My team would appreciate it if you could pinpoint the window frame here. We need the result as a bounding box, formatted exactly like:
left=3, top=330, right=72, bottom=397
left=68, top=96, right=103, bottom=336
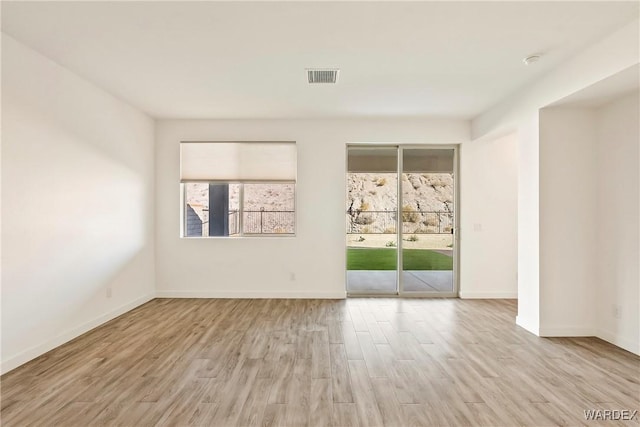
left=181, top=180, right=297, bottom=238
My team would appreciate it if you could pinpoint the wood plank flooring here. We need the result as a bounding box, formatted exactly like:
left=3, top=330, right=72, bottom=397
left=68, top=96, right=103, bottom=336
left=1, top=298, right=639, bottom=426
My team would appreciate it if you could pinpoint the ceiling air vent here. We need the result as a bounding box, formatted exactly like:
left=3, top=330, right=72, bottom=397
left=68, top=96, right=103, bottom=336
left=307, top=68, right=339, bottom=84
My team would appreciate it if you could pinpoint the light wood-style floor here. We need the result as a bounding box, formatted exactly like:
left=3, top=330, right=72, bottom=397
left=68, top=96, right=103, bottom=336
left=1, top=298, right=638, bottom=426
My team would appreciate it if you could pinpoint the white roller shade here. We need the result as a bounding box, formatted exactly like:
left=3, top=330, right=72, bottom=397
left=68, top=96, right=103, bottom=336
left=347, top=147, right=454, bottom=173
left=347, top=147, right=397, bottom=173
left=403, top=148, right=454, bottom=173
left=180, top=142, right=297, bottom=182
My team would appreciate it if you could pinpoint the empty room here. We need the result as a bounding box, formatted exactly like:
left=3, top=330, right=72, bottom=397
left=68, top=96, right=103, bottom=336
left=1, top=1, right=639, bottom=426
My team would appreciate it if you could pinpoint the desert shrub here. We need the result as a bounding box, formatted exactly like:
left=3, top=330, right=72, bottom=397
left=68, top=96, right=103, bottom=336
left=357, top=236, right=365, bottom=242
left=402, top=205, right=419, bottom=223
left=360, top=201, right=370, bottom=211
left=407, top=234, right=419, bottom=242
left=355, top=213, right=374, bottom=225
left=376, top=178, right=387, bottom=187
left=383, top=226, right=396, bottom=234
left=368, top=190, right=377, bottom=195
left=385, top=240, right=397, bottom=247
left=424, top=215, right=438, bottom=227
left=362, top=226, right=371, bottom=233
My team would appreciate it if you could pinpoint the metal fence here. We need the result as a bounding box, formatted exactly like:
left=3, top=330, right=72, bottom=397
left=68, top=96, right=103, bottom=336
left=229, top=210, right=295, bottom=235
left=346, top=210, right=453, bottom=234
left=196, top=209, right=450, bottom=236
left=195, top=210, right=294, bottom=236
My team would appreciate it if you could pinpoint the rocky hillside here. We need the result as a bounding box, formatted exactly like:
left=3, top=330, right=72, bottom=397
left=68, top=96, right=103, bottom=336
left=185, top=174, right=453, bottom=235
left=185, top=183, right=295, bottom=212
left=346, top=173, right=454, bottom=234
left=347, top=173, right=453, bottom=212
left=186, top=174, right=452, bottom=214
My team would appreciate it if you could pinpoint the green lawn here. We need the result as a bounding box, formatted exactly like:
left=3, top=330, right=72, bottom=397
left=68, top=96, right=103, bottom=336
left=347, top=248, right=453, bottom=270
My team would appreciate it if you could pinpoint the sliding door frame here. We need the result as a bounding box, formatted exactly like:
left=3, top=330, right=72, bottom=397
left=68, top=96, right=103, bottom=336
left=398, top=144, right=459, bottom=297
left=345, top=144, right=400, bottom=296
left=346, top=143, right=459, bottom=298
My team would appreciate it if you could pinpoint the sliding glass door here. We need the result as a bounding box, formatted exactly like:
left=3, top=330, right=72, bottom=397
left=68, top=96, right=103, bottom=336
left=400, top=148, right=455, bottom=294
left=346, top=145, right=457, bottom=296
left=346, top=147, right=398, bottom=294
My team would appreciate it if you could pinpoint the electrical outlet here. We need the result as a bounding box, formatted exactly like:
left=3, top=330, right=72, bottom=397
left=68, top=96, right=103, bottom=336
left=106, top=287, right=112, bottom=298
left=613, top=304, right=622, bottom=319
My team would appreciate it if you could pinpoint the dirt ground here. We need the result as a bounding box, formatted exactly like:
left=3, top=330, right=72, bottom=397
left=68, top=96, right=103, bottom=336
left=346, top=233, right=453, bottom=250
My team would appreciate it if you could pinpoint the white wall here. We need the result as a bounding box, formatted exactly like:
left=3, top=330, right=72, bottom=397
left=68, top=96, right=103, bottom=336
left=538, top=108, right=598, bottom=336
left=471, top=19, right=639, bottom=338
left=459, top=133, right=518, bottom=298
left=595, top=92, right=639, bottom=354
left=523, top=93, right=639, bottom=354
left=515, top=116, right=541, bottom=334
left=1, top=35, right=156, bottom=373
left=155, top=119, right=468, bottom=298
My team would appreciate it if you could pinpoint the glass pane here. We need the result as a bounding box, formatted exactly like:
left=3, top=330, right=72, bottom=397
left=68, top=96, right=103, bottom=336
left=401, top=148, right=454, bottom=293
left=184, top=183, right=240, bottom=237
left=243, top=183, right=295, bottom=234
left=346, top=147, right=398, bottom=294
left=228, top=184, right=241, bottom=236
left=184, top=183, right=209, bottom=237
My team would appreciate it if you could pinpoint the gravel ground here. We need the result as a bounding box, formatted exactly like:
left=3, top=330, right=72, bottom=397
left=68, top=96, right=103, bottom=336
left=346, top=233, right=453, bottom=250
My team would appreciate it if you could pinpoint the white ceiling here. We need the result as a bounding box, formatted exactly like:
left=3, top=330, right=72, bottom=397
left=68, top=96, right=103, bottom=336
left=2, top=1, right=638, bottom=119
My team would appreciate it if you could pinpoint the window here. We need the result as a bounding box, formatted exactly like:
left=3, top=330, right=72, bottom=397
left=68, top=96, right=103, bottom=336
left=180, top=142, right=296, bottom=237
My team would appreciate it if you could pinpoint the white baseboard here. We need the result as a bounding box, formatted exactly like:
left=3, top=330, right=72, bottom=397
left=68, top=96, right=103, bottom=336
left=514, top=320, right=639, bottom=355
left=0, top=293, right=155, bottom=375
left=596, top=329, right=640, bottom=356
left=459, top=291, right=517, bottom=299
left=156, top=290, right=347, bottom=299
left=539, top=326, right=594, bottom=337
left=516, top=315, right=540, bottom=335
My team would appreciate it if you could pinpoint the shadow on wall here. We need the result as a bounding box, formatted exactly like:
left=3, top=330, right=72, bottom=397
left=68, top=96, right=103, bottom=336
left=1, top=100, right=152, bottom=372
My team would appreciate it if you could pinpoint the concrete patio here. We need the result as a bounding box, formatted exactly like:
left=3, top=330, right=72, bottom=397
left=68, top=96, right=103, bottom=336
left=347, top=270, right=454, bottom=294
